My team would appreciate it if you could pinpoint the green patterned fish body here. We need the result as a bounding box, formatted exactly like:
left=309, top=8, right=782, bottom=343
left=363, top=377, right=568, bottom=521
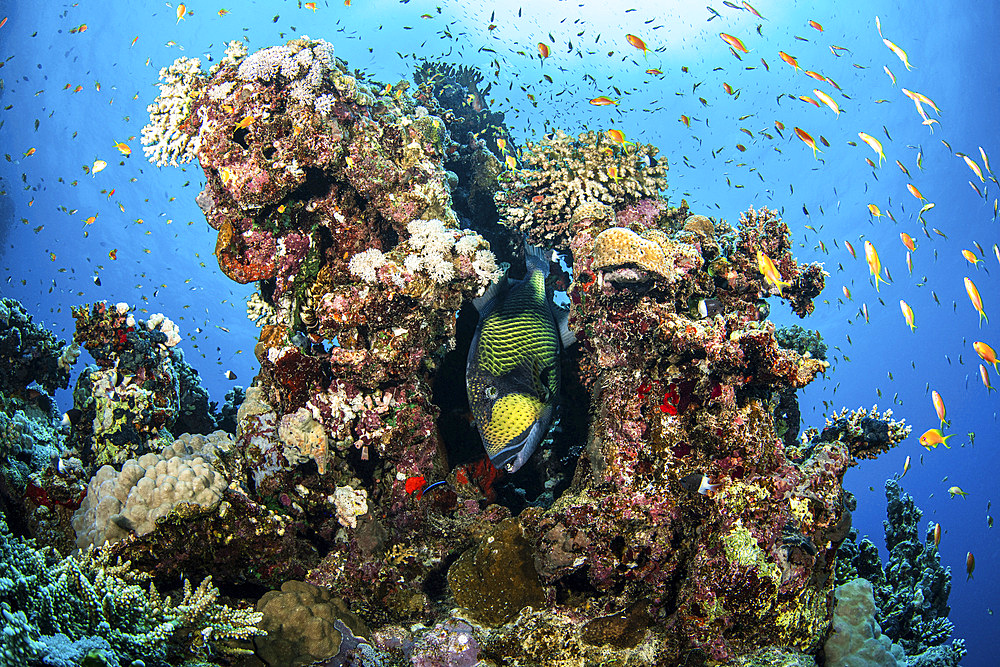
left=466, top=244, right=568, bottom=473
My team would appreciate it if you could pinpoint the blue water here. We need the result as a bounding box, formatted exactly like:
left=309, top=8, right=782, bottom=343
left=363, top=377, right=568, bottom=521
left=1, top=0, right=997, bottom=662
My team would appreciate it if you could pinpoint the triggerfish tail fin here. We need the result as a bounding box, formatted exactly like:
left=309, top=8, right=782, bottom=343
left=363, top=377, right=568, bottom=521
left=524, top=240, right=554, bottom=277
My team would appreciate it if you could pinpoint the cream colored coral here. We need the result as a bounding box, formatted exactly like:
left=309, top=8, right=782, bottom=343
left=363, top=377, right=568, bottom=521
left=333, top=485, right=368, bottom=529
left=592, top=227, right=674, bottom=276
left=141, top=56, right=207, bottom=167
left=278, top=407, right=329, bottom=474
left=72, top=432, right=232, bottom=551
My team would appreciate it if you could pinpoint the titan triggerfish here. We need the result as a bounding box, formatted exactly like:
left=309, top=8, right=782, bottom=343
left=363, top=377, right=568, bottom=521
left=466, top=243, right=574, bottom=473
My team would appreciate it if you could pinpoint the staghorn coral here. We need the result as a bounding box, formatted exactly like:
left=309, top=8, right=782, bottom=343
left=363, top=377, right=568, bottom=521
left=496, top=129, right=668, bottom=250
left=0, top=514, right=263, bottom=666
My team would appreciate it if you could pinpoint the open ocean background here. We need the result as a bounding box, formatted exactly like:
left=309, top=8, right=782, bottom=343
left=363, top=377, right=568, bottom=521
left=1, top=0, right=997, bottom=661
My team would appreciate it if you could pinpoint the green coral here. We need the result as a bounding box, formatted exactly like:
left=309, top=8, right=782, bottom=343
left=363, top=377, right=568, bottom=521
left=722, top=520, right=781, bottom=587
left=775, top=324, right=827, bottom=360
left=0, top=515, right=263, bottom=666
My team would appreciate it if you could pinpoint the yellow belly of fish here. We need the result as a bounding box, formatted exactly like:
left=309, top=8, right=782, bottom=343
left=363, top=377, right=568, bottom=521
left=483, top=393, right=543, bottom=454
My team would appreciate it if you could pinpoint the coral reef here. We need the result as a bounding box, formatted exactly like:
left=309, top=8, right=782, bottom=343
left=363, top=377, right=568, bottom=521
left=825, top=577, right=906, bottom=667
left=122, top=34, right=928, bottom=667
left=0, top=297, right=73, bottom=404
left=836, top=480, right=967, bottom=666
left=254, top=579, right=371, bottom=667
left=71, top=431, right=231, bottom=551
left=776, top=324, right=827, bottom=360
left=0, top=514, right=263, bottom=666
left=496, top=129, right=668, bottom=251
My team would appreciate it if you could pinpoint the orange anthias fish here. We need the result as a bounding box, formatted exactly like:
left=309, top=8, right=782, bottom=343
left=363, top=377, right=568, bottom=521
left=114, top=141, right=131, bottom=157
left=305, top=2, right=317, bottom=11
left=931, top=390, right=948, bottom=429
left=218, top=9, right=230, bottom=16
left=919, top=428, right=953, bottom=450
left=900, top=232, right=916, bottom=251
left=605, top=129, right=633, bottom=147
left=589, top=96, right=618, bottom=106
left=962, top=249, right=983, bottom=267
left=980, top=364, right=995, bottom=392
left=626, top=34, right=648, bottom=57
left=974, top=341, right=999, bottom=372
left=858, top=132, right=885, bottom=165
left=756, top=250, right=792, bottom=295
left=907, top=183, right=927, bottom=202
left=235, top=114, right=256, bottom=129
left=720, top=33, right=749, bottom=53
left=967, top=552, right=975, bottom=581
left=646, top=68, right=663, bottom=75
left=794, top=127, right=821, bottom=158
left=965, top=277, right=988, bottom=326
left=176, top=3, right=187, bottom=22
left=844, top=239, right=856, bottom=259
left=808, top=20, right=823, bottom=31
left=864, top=240, right=884, bottom=292
left=538, top=42, right=550, bottom=59
left=868, top=204, right=882, bottom=218
left=814, top=89, right=840, bottom=115
left=900, top=300, right=916, bottom=332
left=680, top=115, right=691, bottom=128
left=778, top=51, right=801, bottom=71
left=23, top=147, right=36, bottom=157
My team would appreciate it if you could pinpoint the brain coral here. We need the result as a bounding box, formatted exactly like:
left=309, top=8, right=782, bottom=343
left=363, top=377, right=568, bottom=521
left=72, top=431, right=232, bottom=550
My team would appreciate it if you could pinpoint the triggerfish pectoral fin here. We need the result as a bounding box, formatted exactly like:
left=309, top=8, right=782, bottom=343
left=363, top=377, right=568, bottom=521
left=466, top=241, right=565, bottom=473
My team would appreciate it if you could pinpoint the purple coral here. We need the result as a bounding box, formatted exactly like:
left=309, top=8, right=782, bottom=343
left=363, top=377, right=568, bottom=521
left=411, top=620, right=481, bottom=667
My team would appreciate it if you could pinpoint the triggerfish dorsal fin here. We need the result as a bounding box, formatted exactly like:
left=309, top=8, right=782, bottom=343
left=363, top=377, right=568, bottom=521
left=472, top=263, right=509, bottom=312
left=524, top=241, right=554, bottom=277
left=554, top=305, right=576, bottom=348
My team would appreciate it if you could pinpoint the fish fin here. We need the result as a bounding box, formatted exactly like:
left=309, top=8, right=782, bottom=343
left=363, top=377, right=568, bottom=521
left=554, top=306, right=576, bottom=348
left=472, top=265, right=508, bottom=311
left=524, top=241, right=554, bottom=276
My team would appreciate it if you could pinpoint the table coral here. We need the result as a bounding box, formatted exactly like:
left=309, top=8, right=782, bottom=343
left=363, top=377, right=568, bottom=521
left=496, top=129, right=668, bottom=251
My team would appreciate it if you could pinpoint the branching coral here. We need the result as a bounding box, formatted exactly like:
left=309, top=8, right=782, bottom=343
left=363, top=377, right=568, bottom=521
left=0, top=515, right=263, bottom=665
left=496, top=129, right=668, bottom=250
left=141, top=56, right=208, bottom=167
left=835, top=480, right=966, bottom=665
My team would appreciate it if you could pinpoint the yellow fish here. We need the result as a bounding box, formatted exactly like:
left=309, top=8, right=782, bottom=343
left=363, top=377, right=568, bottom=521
left=882, top=37, right=912, bottom=70
left=813, top=89, right=840, bottom=115
left=965, top=276, right=988, bottom=326
left=948, top=486, right=968, bottom=499
left=864, top=240, right=885, bottom=292
left=858, top=132, right=885, bottom=165
left=756, top=250, right=792, bottom=295
left=900, top=300, right=916, bottom=332
left=92, top=159, right=107, bottom=175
